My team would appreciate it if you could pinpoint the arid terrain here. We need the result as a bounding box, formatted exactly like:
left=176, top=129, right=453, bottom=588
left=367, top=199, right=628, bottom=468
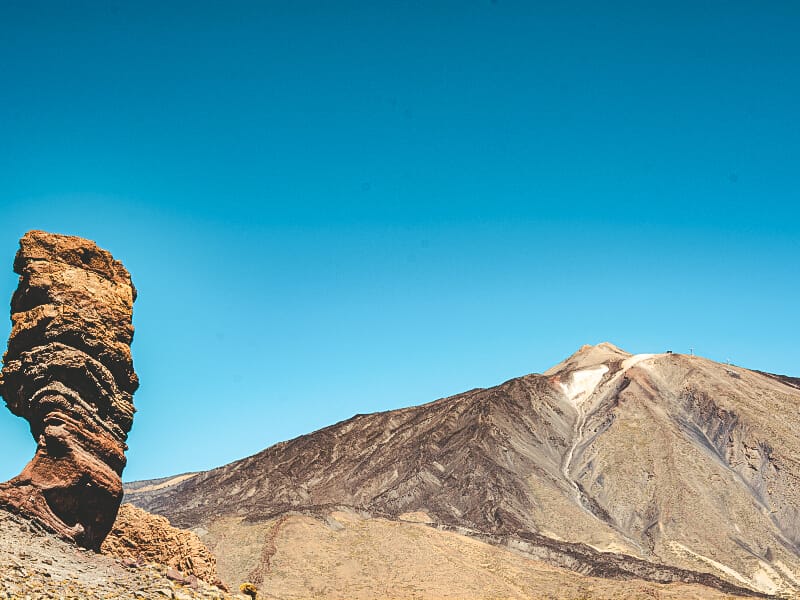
left=126, top=343, right=800, bottom=598
left=200, top=509, right=759, bottom=600
left=0, top=232, right=797, bottom=600
left=0, top=480, right=233, bottom=599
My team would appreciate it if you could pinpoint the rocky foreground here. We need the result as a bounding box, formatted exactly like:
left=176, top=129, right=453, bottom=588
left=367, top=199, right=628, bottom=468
left=1, top=501, right=759, bottom=600
left=102, top=504, right=222, bottom=588
left=0, top=507, right=235, bottom=600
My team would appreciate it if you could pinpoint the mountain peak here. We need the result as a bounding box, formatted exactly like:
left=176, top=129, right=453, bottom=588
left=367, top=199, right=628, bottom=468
left=125, top=344, right=800, bottom=597
left=544, top=341, right=631, bottom=376
left=590, top=341, right=628, bottom=353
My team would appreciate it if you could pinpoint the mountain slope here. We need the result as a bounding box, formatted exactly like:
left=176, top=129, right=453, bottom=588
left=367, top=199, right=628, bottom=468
left=126, top=344, right=800, bottom=597
left=197, top=510, right=757, bottom=600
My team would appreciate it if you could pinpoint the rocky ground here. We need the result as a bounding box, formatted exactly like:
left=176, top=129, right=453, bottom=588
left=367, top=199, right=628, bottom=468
left=199, top=508, right=758, bottom=599
left=102, top=504, right=222, bottom=588
left=1, top=502, right=761, bottom=600
left=0, top=508, right=238, bottom=600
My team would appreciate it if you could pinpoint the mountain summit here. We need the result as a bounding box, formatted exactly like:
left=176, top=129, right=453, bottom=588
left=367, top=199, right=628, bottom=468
left=127, top=345, right=800, bottom=597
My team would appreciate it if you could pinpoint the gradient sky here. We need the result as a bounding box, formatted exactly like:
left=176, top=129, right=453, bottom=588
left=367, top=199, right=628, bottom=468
left=0, top=1, right=798, bottom=481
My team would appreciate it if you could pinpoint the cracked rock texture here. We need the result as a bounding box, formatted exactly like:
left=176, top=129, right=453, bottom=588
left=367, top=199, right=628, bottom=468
left=102, top=503, right=222, bottom=589
left=0, top=230, right=138, bottom=550
left=0, top=507, right=232, bottom=600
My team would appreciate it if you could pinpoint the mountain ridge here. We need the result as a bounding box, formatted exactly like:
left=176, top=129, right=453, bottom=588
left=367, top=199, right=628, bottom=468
left=126, top=344, right=800, bottom=597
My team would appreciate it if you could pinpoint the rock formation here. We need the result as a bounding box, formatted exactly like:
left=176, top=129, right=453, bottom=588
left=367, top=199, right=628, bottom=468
left=102, top=504, right=221, bottom=588
left=0, top=230, right=137, bottom=550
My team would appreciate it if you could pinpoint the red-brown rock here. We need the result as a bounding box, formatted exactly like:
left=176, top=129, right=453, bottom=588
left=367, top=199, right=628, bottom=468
left=0, top=230, right=137, bottom=550
left=102, top=504, right=222, bottom=588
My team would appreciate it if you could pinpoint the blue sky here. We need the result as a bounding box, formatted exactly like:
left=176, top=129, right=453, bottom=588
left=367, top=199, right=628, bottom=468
left=0, top=1, right=798, bottom=481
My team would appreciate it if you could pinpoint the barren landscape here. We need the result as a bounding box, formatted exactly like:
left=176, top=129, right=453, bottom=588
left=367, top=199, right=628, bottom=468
left=127, top=343, right=800, bottom=598
left=3, top=1, right=799, bottom=597
left=0, top=233, right=796, bottom=599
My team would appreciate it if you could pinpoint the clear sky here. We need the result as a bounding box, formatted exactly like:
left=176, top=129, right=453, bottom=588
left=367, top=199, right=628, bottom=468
left=0, top=1, right=798, bottom=482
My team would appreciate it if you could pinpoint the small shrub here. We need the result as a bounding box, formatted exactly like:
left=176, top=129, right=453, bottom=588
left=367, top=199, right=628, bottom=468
left=239, top=582, right=258, bottom=599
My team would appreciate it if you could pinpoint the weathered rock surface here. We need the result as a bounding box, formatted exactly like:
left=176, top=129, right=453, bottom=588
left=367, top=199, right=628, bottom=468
left=128, top=344, right=800, bottom=597
left=0, top=507, right=232, bottom=599
left=0, top=230, right=138, bottom=550
left=102, top=504, right=222, bottom=588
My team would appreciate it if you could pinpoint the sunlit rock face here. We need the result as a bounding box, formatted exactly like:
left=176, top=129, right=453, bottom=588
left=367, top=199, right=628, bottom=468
left=0, top=230, right=137, bottom=550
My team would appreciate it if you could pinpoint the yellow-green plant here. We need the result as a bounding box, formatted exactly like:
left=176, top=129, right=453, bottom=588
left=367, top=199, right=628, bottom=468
left=239, top=582, right=258, bottom=599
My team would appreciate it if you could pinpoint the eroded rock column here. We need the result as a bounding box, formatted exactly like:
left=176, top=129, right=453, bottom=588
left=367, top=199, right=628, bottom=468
left=0, top=230, right=138, bottom=550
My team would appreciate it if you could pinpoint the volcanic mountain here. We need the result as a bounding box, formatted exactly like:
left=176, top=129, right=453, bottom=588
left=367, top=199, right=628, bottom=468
left=126, top=344, right=800, bottom=598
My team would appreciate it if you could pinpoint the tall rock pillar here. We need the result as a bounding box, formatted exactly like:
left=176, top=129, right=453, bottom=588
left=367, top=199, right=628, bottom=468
left=0, top=230, right=138, bottom=550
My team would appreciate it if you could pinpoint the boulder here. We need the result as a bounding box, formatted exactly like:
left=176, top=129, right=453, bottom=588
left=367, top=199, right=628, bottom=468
left=102, top=504, right=221, bottom=588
